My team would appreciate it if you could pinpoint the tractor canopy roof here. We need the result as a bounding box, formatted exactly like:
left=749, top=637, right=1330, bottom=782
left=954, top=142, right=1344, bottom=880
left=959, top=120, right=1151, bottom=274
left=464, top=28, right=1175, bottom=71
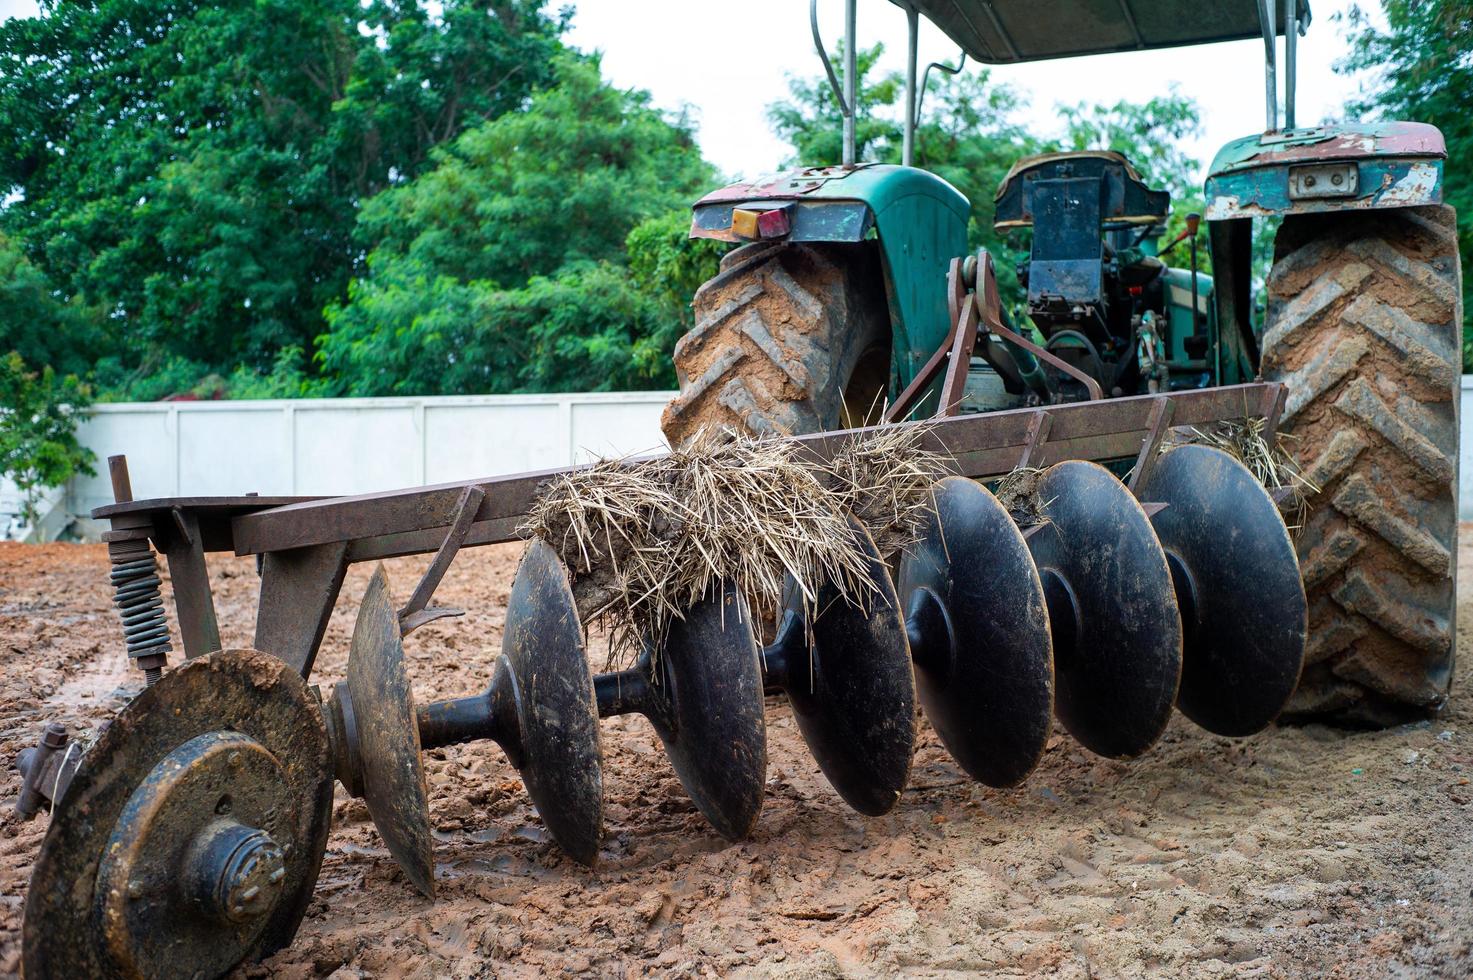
left=893, top=0, right=1308, bottom=64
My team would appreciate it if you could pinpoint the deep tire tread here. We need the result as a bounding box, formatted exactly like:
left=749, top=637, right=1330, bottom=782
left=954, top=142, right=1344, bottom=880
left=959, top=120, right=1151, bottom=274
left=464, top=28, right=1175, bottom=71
left=663, top=242, right=890, bottom=445
left=1262, top=204, right=1461, bottom=726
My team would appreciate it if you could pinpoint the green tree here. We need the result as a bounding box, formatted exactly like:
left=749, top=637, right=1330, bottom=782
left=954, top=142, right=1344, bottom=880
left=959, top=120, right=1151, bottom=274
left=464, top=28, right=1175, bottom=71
left=0, top=232, right=106, bottom=378
left=317, top=56, right=719, bottom=396
left=0, top=351, right=94, bottom=526
left=909, top=67, right=1042, bottom=298
left=0, top=0, right=564, bottom=394
left=1056, top=90, right=1203, bottom=205
left=767, top=43, right=902, bottom=165
left=1339, top=0, right=1473, bottom=367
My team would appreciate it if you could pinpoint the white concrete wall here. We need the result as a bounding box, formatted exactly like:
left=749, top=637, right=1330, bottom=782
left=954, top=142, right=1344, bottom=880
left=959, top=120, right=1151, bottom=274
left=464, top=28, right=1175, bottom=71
left=1462, top=376, right=1472, bottom=521
left=2, top=392, right=672, bottom=535
left=6, top=381, right=1473, bottom=537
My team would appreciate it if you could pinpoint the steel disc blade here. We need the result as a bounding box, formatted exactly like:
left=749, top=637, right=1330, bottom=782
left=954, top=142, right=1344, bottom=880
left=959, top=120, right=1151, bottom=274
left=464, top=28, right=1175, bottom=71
left=500, top=539, right=604, bottom=864
left=348, top=565, right=435, bottom=897
left=1028, top=461, right=1182, bottom=758
left=653, top=582, right=767, bottom=840
left=1141, top=444, right=1308, bottom=735
left=781, top=516, right=916, bottom=815
left=23, top=650, right=333, bottom=980
left=898, top=476, right=1053, bottom=787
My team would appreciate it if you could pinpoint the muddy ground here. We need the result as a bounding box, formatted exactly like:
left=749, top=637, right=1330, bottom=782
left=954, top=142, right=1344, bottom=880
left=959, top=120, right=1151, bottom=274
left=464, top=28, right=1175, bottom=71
left=2, top=534, right=1471, bottom=978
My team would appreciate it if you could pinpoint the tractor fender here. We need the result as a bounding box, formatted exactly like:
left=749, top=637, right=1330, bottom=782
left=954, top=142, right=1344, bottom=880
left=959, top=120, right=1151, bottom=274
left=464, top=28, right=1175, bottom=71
left=690, top=164, right=969, bottom=390
left=1204, top=121, right=1445, bottom=221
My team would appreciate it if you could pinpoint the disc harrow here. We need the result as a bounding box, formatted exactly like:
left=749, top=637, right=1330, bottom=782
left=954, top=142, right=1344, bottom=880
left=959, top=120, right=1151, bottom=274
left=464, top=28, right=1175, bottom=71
left=15, top=382, right=1308, bottom=978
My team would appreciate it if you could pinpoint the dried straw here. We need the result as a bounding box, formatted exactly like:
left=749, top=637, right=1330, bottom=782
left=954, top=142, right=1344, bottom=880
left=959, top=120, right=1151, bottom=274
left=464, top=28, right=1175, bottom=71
left=821, top=421, right=953, bottom=556
left=1168, top=417, right=1319, bottom=533
left=521, top=424, right=947, bottom=667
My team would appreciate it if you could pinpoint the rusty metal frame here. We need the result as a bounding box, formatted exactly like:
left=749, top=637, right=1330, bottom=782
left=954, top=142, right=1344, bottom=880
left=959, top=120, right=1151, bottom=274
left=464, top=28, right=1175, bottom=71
left=94, top=381, right=1286, bottom=681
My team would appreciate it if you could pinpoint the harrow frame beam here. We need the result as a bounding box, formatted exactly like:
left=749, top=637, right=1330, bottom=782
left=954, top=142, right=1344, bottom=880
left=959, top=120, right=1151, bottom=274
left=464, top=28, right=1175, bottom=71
left=92, top=381, right=1287, bottom=678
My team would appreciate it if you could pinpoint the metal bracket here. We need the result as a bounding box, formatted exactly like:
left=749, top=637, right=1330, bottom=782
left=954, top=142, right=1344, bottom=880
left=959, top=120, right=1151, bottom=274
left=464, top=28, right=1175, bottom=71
left=886, top=258, right=975, bottom=423
left=1127, top=396, right=1176, bottom=496
left=1016, top=411, right=1053, bottom=470
left=398, top=485, right=484, bottom=636
left=162, top=507, right=221, bottom=659
left=937, top=292, right=981, bottom=416
left=1261, top=382, right=1288, bottom=443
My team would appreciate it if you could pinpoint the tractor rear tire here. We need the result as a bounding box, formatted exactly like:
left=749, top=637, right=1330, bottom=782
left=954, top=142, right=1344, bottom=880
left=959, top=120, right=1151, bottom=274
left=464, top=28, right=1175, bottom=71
left=661, top=241, right=891, bottom=446
left=1261, top=204, right=1462, bottom=727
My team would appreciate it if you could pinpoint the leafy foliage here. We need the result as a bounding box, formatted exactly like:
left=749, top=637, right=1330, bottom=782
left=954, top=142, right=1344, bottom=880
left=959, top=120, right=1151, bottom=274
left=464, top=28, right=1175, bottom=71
left=0, top=232, right=105, bottom=378
left=0, top=0, right=564, bottom=388
left=319, top=56, right=719, bottom=396
left=1339, top=0, right=1473, bottom=368
left=767, top=43, right=902, bottom=166
left=319, top=216, right=721, bottom=397
left=348, top=54, right=712, bottom=291
left=0, top=351, right=95, bottom=525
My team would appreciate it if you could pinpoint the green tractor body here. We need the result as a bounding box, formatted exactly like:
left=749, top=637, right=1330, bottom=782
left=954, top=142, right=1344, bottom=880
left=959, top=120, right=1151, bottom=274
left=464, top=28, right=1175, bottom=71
left=691, top=164, right=967, bottom=393
left=686, top=126, right=1447, bottom=407
left=667, top=0, right=1463, bottom=727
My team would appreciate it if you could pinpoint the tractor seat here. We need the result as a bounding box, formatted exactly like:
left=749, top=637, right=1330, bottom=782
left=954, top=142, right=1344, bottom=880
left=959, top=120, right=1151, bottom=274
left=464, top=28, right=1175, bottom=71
left=994, top=151, right=1170, bottom=232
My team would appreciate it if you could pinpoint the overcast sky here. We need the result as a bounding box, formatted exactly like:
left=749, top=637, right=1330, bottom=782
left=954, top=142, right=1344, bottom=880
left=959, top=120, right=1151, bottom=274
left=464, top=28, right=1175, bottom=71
left=1, top=0, right=1380, bottom=184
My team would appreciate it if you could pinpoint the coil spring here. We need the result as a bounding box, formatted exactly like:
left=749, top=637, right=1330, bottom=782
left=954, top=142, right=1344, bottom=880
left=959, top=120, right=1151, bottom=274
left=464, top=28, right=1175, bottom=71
left=110, top=549, right=171, bottom=684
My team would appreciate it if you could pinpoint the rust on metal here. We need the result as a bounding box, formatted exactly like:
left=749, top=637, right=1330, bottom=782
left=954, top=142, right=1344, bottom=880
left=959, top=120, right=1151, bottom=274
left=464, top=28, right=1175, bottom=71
left=14, top=722, right=77, bottom=819
left=1015, top=410, right=1053, bottom=470
left=213, top=382, right=1286, bottom=558
left=162, top=507, right=223, bottom=659
left=108, top=454, right=134, bottom=504
left=398, top=484, right=483, bottom=636
left=347, top=565, right=435, bottom=897
left=254, top=541, right=350, bottom=676
left=22, top=650, right=334, bottom=979
left=1126, top=396, right=1175, bottom=496
left=885, top=257, right=974, bottom=422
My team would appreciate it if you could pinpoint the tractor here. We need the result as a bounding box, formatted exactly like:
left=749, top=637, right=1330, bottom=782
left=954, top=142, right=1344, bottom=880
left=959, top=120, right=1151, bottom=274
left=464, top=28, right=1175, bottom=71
left=663, top=0, right=1462, bottom=728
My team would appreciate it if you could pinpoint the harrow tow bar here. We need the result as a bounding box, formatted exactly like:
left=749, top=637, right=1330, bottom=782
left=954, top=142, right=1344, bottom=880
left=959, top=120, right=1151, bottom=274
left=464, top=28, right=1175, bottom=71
left=760, top=516, right=916, bottom=815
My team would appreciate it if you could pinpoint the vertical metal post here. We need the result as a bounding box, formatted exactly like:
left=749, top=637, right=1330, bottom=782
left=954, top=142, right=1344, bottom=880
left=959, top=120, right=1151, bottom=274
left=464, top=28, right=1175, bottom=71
left=810, top=0, right=854, bottom=166
left=903, top=4, right=918, bottom=167
left=1284, top=0, right=1298, bottom=130
left=843, top=0, right=857, bottom=165
left=108, top=454, right=134, bottom=504
left=1257, top=0, right=1278, bottom=132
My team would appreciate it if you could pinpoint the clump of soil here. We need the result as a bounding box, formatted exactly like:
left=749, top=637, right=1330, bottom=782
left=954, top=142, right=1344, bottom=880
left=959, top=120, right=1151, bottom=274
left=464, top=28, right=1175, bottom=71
left=2, top=536, right=1471, bottom=978
left=993, top=466, right=1050, bottom=528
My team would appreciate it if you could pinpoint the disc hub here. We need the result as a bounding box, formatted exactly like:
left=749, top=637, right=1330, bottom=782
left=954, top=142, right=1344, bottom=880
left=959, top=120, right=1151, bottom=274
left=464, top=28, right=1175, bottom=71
left=188, top=820, right=288, bottom=924
left=96, top=730, right=301, bottom=979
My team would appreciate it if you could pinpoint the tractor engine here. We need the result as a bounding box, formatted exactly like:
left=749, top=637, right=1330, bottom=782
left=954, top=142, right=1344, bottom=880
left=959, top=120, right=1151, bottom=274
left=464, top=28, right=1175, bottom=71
left=994, top=151, right=1212, bottom=402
